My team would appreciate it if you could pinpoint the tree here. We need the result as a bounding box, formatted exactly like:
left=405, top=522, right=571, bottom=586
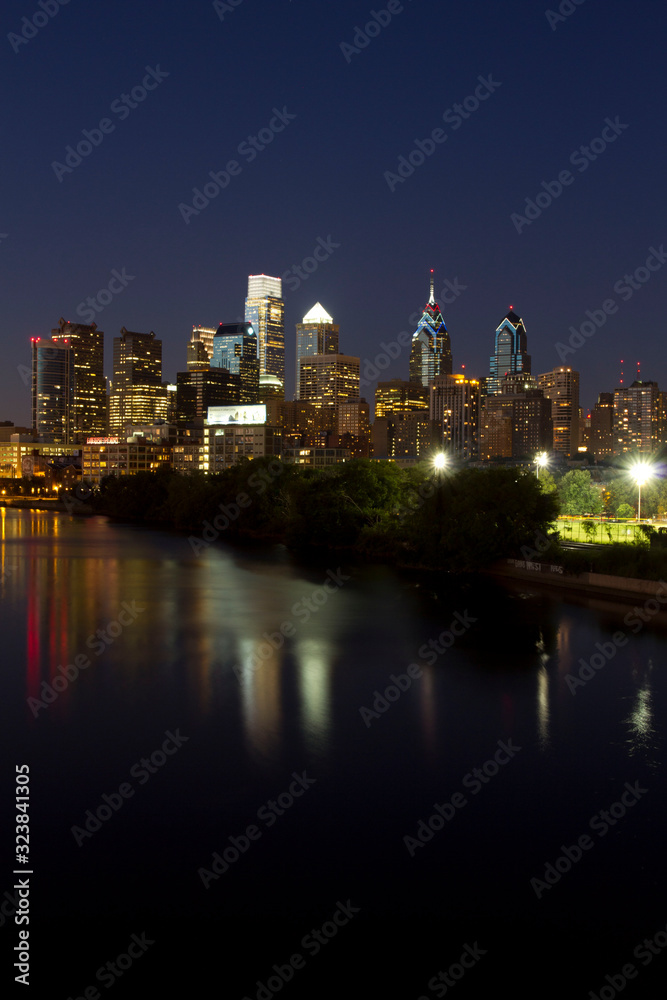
left=616, top=503, right=634, bottom=518
left=537, top=470, right=558, bottom=495
left=557, top=470, right=603, bottom=515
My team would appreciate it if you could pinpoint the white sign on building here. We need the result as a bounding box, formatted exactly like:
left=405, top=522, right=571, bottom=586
left=206, top=405, right=267, bottom=425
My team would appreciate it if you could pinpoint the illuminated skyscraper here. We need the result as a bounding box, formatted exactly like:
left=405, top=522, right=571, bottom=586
left=538, top=366, right=580, bottom=457
left=613, top=380, right=665, bottom=455
left=109, top=329, right=167, bottom=433
left=409, top=272, right=452, bottom=386
left=487, top=309, right=531, bottom=396
left=31, top=337, right=74, bottom=443
left=212, top=323, right=260, bottom=404
left=429, top=374, right=480, bottom=460
left=245, top=274, right=284, bottom=390
left=295, top=303, right=339, bottom=399
left=299, top=354, right=360, bottom=417
left=374, top=379, right=428, bottom=418
left=51, top=317, right=106, bottom=438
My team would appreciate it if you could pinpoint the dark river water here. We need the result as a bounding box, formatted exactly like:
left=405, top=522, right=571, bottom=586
left=2, top=508, right=667, bottom=998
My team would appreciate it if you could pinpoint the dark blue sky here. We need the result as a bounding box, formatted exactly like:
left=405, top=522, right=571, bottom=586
left=2, top=0, right=665, bottom=424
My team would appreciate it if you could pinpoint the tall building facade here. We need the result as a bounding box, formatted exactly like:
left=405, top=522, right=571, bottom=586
left=429, top=374, right=480, bottom=460
left=409, top=273, right=452, bottom=387
left=613, top=380, right=665, bottom=455
left=295, top=303, right=339, bottom=399
left=211, top=323, right=260, bottom=404
left=31, top=338, right=74, bottom=443
left=374, top=379, right=429, bottom=418
left=189, top=325, right=216, bottom=362
left=245, top=274, right=284, bottom=390
left=51, top=317, right=106, bottom=439
left=480, top=376, right=552, bottom=460
left=176, top=369, right=240, bottom=424
left=589, top=392, right=614, bottom=459
left=487, top=309, right=531, bottom=396
left=298, top=354, right=360, bottom=415
left=109, top=329, right=167, bottom=433
left=538, top=366, right=580, bottom=457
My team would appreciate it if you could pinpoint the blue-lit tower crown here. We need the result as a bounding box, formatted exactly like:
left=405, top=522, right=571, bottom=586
left=409, top=272, right=453, bottom=386
left=487, top=309, right=531, bottom=395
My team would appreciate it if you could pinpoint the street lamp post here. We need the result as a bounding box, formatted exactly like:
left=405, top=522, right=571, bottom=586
left=535, top=452, right=548, bottom=479
left=630, top=463, right=653, bottom=522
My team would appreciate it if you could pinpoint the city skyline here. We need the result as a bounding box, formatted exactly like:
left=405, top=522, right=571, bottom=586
left=3, top=0, right=666, bottom=429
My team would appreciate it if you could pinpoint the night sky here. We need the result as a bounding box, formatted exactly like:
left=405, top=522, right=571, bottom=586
left=2, top=0, right=665, bottom=425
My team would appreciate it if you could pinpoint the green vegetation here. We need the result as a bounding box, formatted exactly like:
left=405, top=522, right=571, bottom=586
left=85, top=460, right=558, bottom=572
left=557, top=469, right=603, bottom=515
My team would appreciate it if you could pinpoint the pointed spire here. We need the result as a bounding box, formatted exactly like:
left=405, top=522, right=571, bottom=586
left=429, top=269, right=435, bottom=305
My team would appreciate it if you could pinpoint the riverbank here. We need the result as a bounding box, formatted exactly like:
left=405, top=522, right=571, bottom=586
left=487, top=556, right=667, bottom=604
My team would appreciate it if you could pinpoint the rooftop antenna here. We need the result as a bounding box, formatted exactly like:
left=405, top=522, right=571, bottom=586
left=429, top=269, right=435, bottom=305
left=620, top=359, right=624, bottom=386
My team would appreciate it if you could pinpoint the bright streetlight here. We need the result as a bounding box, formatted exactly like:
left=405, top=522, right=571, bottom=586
left=630, top=462, right=654, bottom=522
left=535, top=452, right=549, bottom=479
left=433, top=453, right=447, bottom=472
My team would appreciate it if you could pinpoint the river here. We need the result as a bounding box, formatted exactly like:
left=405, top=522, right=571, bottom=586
left=3, top=508, right=666, bottom=997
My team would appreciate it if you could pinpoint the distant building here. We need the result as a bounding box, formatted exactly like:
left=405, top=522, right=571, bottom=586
left=487, top=309, right=531, bottom=396
left=189, top=325, right=216, bottom=363
left=212, top=323, right=260, bottom=404
left=31, top=338, right=74, bottom=444
left=480, top=375, right=552, bottom=460
left=82, top=437, right=172, bottom=483
left=374, top=379, right=429, bottom=418
left=372, top=411, right=432, bottom=462
left=109, top=329, right=167, bottom=433
left=282, top=447, right=350, bottom=467
left=245, top=274, right=285, bottom=391
left=176, top=368, right=240, bottom=423
left=409, top=272, right=452, bottom=386
left=51, top=318, right=106, bottom=439
left=538, top=367, right=580, bottom=458
left=295, top=303, right=339, bottom=399
left=589, top=392, right=614, bottom=459
left=613, top=380, right=665, bottom=455
left=298, top=354, right=360, bottom=416
left=430, top=374, right=480, bottom=460
left=264, top=399, right=327, bottom=449
left=337, top=399, right=371, bottom=458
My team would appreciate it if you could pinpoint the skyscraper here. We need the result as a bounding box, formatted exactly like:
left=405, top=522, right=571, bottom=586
left=31, top=337, right=74, bottom=443
left=613, top=380, right=665, bottom=455
left=298, top=354, right=360, bottom=417
left=51, top=317, right=106, bottom=439
left=409, top=272, right=452, bottom=386
left=295, top=303, right=339, bottom=399
left=109, top=328, right=167, bottom=433
left=429, top=374, right=479, bottom=460
left=538, top=366, right=580, bottom=457
left=245, top=274, right=284, bottom=390
left=487, top=309, right=531, bottom=395
left=176, top=368, right=240, bottom=424
left=212, top=323, right=260, bottom=404
left=374, top=379, right=429, bottom=418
